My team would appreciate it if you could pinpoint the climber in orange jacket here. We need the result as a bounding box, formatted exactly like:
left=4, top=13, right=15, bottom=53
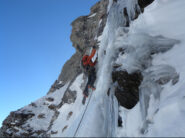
left=82, top=48, right=97, bottom=67
left=82, top=46, right=98, bottom=100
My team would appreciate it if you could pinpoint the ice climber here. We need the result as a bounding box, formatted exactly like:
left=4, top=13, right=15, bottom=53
left=81, top=45, right=98, bottom=104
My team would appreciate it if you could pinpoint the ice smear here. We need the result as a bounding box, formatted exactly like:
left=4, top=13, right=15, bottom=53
left=139, top=64, right=179, bottom=134
left=117, top=0, right=185, bottom=137
left=115, top=33, right=179, bottom=73
left=77, top=0, right=140, bottom=137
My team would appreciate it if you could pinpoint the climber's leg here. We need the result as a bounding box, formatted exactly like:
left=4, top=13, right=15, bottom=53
left=88, top=71, right=96, bottom=90
left=83, top=75, right=91, bottom=97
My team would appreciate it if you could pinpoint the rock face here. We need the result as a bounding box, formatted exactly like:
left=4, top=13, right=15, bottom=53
left=0, top=0, right=155, bottom=137
left=112, top=71, right=143, bottom=109
left=61, top=89, right=77, bottom=105
left=48, top=0, right=109, bottom=93
left=49, top=52, right=82, bottom=93
left=0, top=111, right=35, bottom=137
left=138, top=0, right=155, bottom=9
left=70, top=0, right=108, bottom=53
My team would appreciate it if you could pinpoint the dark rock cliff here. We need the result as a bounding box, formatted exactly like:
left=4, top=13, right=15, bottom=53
left=112, top=71, right=143, bottom=109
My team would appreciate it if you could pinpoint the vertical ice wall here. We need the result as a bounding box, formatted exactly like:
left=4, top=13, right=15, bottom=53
left=76, top=0, right=140, bottom=137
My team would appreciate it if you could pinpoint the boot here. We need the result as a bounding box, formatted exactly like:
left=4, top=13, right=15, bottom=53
left=88, top=85, right=96, bottom=91
left=82, top=96, right=86, bottom=105
left=83, top=91, right=88, bottom=98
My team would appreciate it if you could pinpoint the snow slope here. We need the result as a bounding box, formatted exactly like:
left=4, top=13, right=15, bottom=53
left=7, top=82, right=70, bottom=136
left=49, top=74, right=86, bottom=137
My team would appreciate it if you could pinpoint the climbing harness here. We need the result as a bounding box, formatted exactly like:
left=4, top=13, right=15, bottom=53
left=73, top=89, right=94, bottom=137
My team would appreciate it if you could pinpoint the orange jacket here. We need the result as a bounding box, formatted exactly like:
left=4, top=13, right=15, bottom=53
left=82, top=49, right=97, bottom=67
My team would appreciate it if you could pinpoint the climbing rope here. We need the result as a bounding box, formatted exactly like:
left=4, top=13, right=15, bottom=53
left=73, top=89, right=94, bottom=137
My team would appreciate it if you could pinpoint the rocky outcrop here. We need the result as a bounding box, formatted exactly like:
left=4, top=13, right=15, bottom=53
left=112, top=71, right=143, bottom=109
left=0, top=111, right=35, bottom=137
left=138, top=0, right=155, bottom=11
left=138, top=0, right=155, bottom=9
left=70, top=0, right=108, bottom=53
left=58, top=52, right=82, bottom=84
left=61, top=90, right=77, bottom=105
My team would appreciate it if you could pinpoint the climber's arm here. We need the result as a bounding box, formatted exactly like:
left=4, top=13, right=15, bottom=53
left=89, top=57, right=98, bottom=66
left=87, top=48, right=96, bottom=63
left=93, top=57, right=98, bottom=65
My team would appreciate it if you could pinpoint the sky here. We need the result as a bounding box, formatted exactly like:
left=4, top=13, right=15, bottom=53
left=0, top=0, right=99, bottom=126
